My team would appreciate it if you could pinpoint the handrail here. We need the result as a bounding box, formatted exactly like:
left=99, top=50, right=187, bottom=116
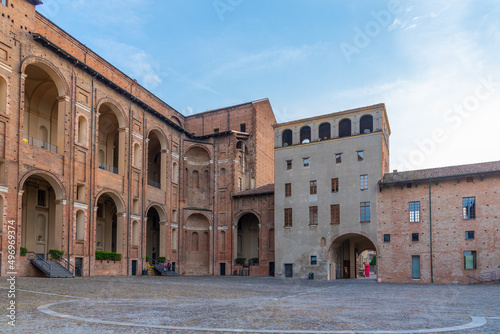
left=27, top=252, right=52, bottom=277
left=23, top=135, right=58, bottom=153
left=468, top=270, right=500, bottom=284
left=47, top=252, right=75, bottom=276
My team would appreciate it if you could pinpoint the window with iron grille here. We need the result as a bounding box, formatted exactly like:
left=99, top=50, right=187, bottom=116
left=409, top=201, right=420, bottom=222
left=309, top=206, right=318, bottom=225
left=285, top=183, right=291, bottom=197
left=360, top=202, right=370, bottom=222
left=360, top=174, right=368, bottom=190
left=331, top=204, right=340, bottom=224
left=331, top=178, right=339, bottom=193
left=383, top=234, right=390, bottom=242
left=465, top=231, right=475, bottom=240
left=284, top=208, right=292, bottom=227
left=310, top=180, right=317, bottom=195
left=462, top=197, right=476, bottom=219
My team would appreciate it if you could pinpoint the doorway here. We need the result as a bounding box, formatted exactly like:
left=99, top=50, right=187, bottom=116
left=220, top=263, right=226, bottom=276
left=285, top=263, right=293, bottom=277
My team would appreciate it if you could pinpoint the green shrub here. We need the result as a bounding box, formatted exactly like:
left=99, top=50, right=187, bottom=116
left=235, top=257, right=246, bottom=265
left=95, top=251, right=122, bottom=261
left=49, top=249, right=64, bottom=258
left=146, top=255, right=150, bottom=263
left=369, top=256, right=376, bottom=266
left=157, top=257, right=166, bottom=263
left=250, top=257, right=259, bottom=265
left=20, top=247, right=28, bottom=257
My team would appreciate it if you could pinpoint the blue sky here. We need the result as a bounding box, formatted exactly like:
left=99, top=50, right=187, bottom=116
left=37, top=0, right=500, bottom=171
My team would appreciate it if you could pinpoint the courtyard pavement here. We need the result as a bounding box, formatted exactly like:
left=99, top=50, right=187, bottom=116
left=1, top=275, right=499, bottom=333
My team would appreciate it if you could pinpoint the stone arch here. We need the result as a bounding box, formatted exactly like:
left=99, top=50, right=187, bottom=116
left=338, top=118, right=352, bottom=138
left=96, top=98, right=127, bottom=128
left=20, top=172, right=66, bottom=255
left=94, top=189, right=125, bottom=213
left=147, top=129, right=168, bottom=189
left=360, top=114, right=373, bottom=134
left=234, top=211, right=261, bottom=264
left=95, top=190, right=126, bottom=254
left=300, top=125, right=311, bottom=144
left=97, top=100, right=127, bottom=175
left=282, top=129, right=292, bottom=147
left=21, top=57, right=69, bottom=96
left=185, top=145, right=211, bottom=208
left=318, top=122, right=331, bottom=140
left=171, top=116, right=182, bottom=127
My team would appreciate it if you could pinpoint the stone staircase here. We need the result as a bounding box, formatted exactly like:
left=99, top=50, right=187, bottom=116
left=28, top=252, right=74, bottom=278
left=152, top=260, right=178, bottom=277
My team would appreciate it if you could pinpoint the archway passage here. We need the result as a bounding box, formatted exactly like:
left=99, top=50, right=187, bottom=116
left=95, top=193, right=124, bottom=254
left=146, top=207, right=160, bottom=261
left=97, top=103, right=123, bottom=174
left=328, top=233, right=377, bottom=280
left=21, top=174, right=64, bottom=256
left=184, top=213, right=210, bottom=275
left=236, top=213, right=259, bottom=265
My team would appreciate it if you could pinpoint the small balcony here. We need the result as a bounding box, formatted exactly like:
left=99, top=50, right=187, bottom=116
left=23, top=135, right=58, bottom=154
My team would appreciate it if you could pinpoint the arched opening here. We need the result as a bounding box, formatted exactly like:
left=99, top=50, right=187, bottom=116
left=171, top=116, right=182, bottom=127
left=360, top=115, right=373, bottom=134
left=132, top=221, right=139, bottom=246
left=338, top=119, right=352, bottom=138
left=23, top=64, right=65, bottom=154
left=147, top=130, right=167, bottom=189
left=172, top=162, right=178, bottom=183
left=236, top=213, right=260, bottom=265
left=21, top=173, right=65, bottom=256
left=0, top=76, right=6, bottom=113
left=185, top=147, right=211, bottom=208
left=327, top=233, right=377, bottom=280
left=319, top=122, right=331, bottom=140
left=133, top=143, right=140, bottom=168
left=78, top=116, right=87, bottom=145
left=76, top=210, right=85, bottom=241
left=300, top=126, right=311, bottom=144
left=97, top=103, right=124, bottom=175
left=282, top=129, right=292, bottom=147
left=95, top=192, right=124, bottom=255
left=184, top=213, right=210, bottom=275
left=146, top=207, right=160, bottom=261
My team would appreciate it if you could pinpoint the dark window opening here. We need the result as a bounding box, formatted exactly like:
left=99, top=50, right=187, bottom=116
left=407, top=183, right=412, bottom=188
left=465, top=231, right=475, bottom=239
left=300, top=126, right=311, bottom=144
left=412, top=233, right=419, bottom=242
left=335, top=153, right=342, bottom=164
left=37, top=189, right=46, bottom=207
left=282, top=129, right=293, bottom=147
left=286, top=160, right=292, bottom=170
left=318, top=123, right=331, bottom=140
left=467, top=177, right=473, bottom=183
left=240, top=123, right=246, bottom=132
left=384, top=234, right=390, bottom=242
left=331, top=178, right=339, bottom=193
left=310, top=256, right=317, bottom=265
left=339, top=119, right=352, bottom=138
left=214, top=128, right=219, bottom=133
left=360, top=114, right=373, bottom=134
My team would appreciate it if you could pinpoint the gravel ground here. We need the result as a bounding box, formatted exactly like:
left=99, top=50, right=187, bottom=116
left=0, top=276, right=498, bottom=333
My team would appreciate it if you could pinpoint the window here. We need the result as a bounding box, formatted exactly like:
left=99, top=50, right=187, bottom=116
left=300, top=126, right=311, bottom=144
left=466, top=176, right=473, bottom=183
left=335, top=153, right=342, bottom=164
left=339, top=118, right=351, bottom=138
left=309, top=206, right=318, bottom=225
left=360, top=175, right=368, bottom=190
left=331, top=178, right=339, bottom=193
left=282, top=129, right=293, bottom=147
left=285, top=183, right=291, bottom=197
left=240, top=123, right=246, bottom=132
left=214, top=128, right=219, bottom=133
left=310, top=256, right=317, bottom=265
left=360, top=202, right=370, bottom=222
left=360, top=115, right=373, bottom=134
left=37, top=189, right=46, bottom=207
left=303, top=158, right=310, bottom=167
left=383, top=234, right=390, bottom=242
left=284, top=208, right=293, bottom=227
left=310, top=180, right=317, bottom=195
left=407, top=183, right=412, bottom=189
left=286, top=160, right=292, bottom=170
left=412, top=233, right=419, bottom=242
left=357, top=151, right=364, bottom=161
left=97, top=203, right=105, bottom=219
left=1, top=1, right=7, bottom=7
left=409, top=201, right=420, bottom=222
left=465, top=231, right=475, bottom=240
left=331, top=204, right=340, bottom=224
left=319, top=123, right=331, bottom=140
left=464, top=251, right=477, bottom=269
left=412, top=255, right=420, bottom=279
left=462, top=197, right=476, bottom=219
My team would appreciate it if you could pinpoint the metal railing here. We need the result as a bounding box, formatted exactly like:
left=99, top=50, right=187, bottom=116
left=98, top=162, right=119, bottom=174
left=23, top=135, right=58, bottom=153
left=468, top=270, right=500, bottom=284
left=27, top=252, right=52, bottom=277
left=47, top=252, right=75, bottom=276
left=147, top=179, right=161, bottom=189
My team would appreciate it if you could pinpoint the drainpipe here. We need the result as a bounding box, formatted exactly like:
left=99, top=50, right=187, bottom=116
left=126, top=82, right=134, bottom=276
left=429, top=178, right=433, bottom=284
left=212, top=136, right=216, bottom=275
left=88, top=77, right=96, bottom=276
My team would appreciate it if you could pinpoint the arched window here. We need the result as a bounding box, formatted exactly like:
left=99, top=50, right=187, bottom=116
left=0, top=76, right=6, bottom=114
left=360, top=115, right=373, bottom=134
left=203, top=170, right=209, bottom=193
left=339, top=119, right=352, bottom=138
left=192, top=170, right=199, bottom=188
left=192, top=232, right=199, bottom=251
left=319, top=123, right=331, bottom=140
left=282, top=129, right=292, bottom=147
left=132, top=221, right=139, bottom=246
left=172, top=228, right=177, bottom=250
left=76, top=211, right=85, bottom=240
left=300, top=126, right=311, bottom=144
left=78, top=116, right=87, bottom=145
left=172, top=162, right=178, bottom=183
left=133, top=143, right=140, bottom=168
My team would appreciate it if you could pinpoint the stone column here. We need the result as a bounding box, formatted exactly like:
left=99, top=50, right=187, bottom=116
left=118, top=127, right=128, bottom=176
left=160, top=149, right=167, bottom=190
left=56, top=96, right=69, bottom=154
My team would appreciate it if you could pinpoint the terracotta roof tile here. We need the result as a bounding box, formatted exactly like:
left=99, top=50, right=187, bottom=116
left=233, top=184, right=274, bottom=197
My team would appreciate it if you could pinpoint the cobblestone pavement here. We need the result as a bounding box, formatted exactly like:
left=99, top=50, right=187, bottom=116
left=0, top=276, right=499, bottom=333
